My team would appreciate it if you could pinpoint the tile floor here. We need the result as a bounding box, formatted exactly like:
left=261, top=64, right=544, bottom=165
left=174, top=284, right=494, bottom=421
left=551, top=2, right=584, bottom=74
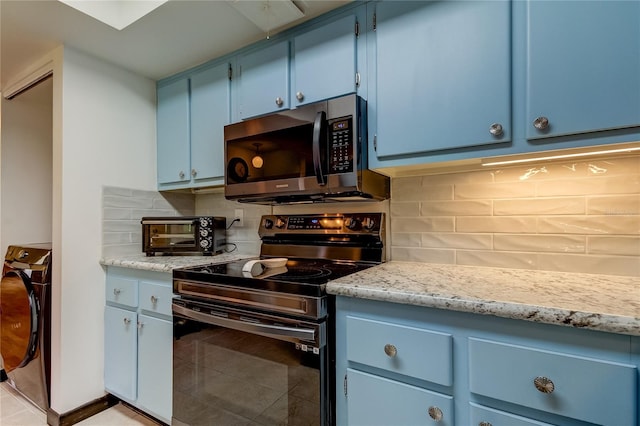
left=0, top=382, right=157, bottom=426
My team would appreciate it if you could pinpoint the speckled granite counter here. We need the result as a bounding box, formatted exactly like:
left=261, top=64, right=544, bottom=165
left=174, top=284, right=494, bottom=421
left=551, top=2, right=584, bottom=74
left=100, top=252, right=252, bottom=273
left=327, top=261, right=640, bottom=336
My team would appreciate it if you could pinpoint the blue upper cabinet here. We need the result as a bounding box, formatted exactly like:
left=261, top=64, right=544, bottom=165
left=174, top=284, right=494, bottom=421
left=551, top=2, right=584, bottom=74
left=237, top=40, right=290, bottom=120
left=370, top=0, right=511, bottom=161
left=526, top=0, right=640, bottom=140
left=190, top=63, right=230, bottom=183
left=292, top=14, right=358, bottom=107
left=157, top=78, right=190, bottom=185
left=156, top=62, right=231, bottom=190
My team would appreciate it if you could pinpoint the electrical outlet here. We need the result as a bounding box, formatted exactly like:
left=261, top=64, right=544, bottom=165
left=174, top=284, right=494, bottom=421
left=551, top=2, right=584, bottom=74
left=234, top=209, right=244, bottom=227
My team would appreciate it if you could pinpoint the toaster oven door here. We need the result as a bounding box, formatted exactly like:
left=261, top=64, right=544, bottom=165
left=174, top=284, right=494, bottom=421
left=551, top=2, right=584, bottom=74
left=143, top=219, right=199, bottom=255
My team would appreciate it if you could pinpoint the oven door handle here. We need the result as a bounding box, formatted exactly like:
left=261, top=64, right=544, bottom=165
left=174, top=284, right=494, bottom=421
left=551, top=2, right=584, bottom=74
left=173, top=303, right=319, bottom=345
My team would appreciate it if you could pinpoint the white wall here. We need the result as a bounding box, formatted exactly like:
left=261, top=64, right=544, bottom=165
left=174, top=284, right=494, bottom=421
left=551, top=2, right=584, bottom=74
left=50, top=46, right=157, bottom=413
left=0, top=78, right=53, bottom=256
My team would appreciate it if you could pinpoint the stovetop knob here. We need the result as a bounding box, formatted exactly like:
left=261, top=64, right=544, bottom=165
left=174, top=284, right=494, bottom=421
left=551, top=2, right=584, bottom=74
left=275, top=218, right=286, bottom=228
left=264, top=218, right=274, bottom=229
left=363, top=217, right=375, bottom=230
left=345, top=217, right=360, bottom=230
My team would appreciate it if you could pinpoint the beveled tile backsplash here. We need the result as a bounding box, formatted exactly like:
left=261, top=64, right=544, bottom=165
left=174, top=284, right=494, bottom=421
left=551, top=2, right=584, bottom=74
left=390, top=153, right=640, bottom=277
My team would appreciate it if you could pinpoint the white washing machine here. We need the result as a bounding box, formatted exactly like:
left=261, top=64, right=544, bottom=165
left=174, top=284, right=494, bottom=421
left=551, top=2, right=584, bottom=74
left=0, top=243, right=52, bottom=412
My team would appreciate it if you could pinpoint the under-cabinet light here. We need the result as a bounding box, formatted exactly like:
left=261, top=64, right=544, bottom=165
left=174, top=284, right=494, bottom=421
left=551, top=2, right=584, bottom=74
left=481, top=143, right=640, bottom=167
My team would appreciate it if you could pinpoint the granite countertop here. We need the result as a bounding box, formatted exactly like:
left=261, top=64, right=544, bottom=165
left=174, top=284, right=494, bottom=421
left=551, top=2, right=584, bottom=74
left=327, top=261, right=640, bottom=336
left=100, top=252, right=252, bottom=273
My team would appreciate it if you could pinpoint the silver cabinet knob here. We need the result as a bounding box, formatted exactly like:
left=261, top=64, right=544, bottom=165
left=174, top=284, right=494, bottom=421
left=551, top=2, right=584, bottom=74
left=179, top=170, right=185, bottom=179
left=479, top=422, right=493, bottom=426
left=533, top=376, right=555, bottom=394
left=123, top=317, right=131, bottom=325
left=489, top=123, right=504, bottom=137
left=296, top=91, right=304, bottom=101
left=191, top=169, right=197, bottom=177
left=428, top=406, right=443, bottom=422
left=533, top=116, right=550, bottom=130
left=384, top=344, right=397, bottom=357
left=150, top=295, right=158, bottom=304
left=113, top=288, right=121, bottom=296
left=275, top=97, right=284, bottom=107
left=137, top=321, right=144, bottom=330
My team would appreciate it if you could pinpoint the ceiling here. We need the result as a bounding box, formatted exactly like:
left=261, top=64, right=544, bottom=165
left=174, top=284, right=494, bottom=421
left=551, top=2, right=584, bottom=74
left=0, top=0, right=351, bottom=91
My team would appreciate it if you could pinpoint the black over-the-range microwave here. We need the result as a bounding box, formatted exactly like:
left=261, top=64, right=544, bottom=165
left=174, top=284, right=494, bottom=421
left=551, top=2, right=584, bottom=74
left=223, top=94, right=390, bottom=204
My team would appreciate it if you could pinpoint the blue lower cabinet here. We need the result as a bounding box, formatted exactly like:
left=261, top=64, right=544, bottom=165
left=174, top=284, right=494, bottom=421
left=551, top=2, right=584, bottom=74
left=470, top=403, right=553, bottom=426
left=346, top=369, right=454, bottom=426
left=336, top=296, right=638, bottom=426
left=468, top=337, right=636, bottom=426
left=104, top=268, right=172, bottom=424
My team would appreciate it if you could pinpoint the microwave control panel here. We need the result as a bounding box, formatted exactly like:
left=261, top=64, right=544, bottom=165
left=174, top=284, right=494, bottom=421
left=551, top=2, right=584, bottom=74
left=328, top=117, right=354, bottom=173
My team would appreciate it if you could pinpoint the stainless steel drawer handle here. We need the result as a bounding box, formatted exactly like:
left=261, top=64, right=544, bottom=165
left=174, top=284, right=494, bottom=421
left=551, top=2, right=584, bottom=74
left=179, top=170, right=185, bottom=179
left=428, top=406, right=443, bottom=422
left=479, top=422, right=492, bottom=426
left=296, top=91, right=304, bottom=101
left=123, top=317, right=131, bottom=325
left=113, top=288, right=121, bottom=296
left=384, top=343, right=397, bottom=357
left=533, top=376, right=555, bottom=394
left=150, top=295, right=158, bottom=305
left=533, top=116, right=550, bottom=130
left=489, top=123, right=503, bottom=137
left=191, top=169, right=197, bottom=177
left=275, top=97, right=284, bottom=107
left=137, top=321, right=144, bottom=330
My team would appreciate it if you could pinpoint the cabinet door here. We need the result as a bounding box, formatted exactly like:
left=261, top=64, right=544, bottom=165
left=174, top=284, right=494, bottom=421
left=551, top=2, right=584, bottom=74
left=526, top=1, right=640, bottom=139
left=373, top=1, right=511, bottom=158
left=157, top=78, right=190, bottom=184
left=104, top=306, right=137, bottom=401
left=190, top=63, right=230, bottom=182
left=347, top=369, right=454, bottom=426
left=293, top=14, right=357, bottom=107
left=237, top=41, right=289, bottom=120
left=137, top=314, right=172, bottom=424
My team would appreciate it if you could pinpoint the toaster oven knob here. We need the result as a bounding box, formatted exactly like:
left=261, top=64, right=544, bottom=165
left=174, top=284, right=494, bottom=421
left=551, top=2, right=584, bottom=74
left=275, top=218, right=286, bottom=229
left=264, top=218, right=274, bottom=229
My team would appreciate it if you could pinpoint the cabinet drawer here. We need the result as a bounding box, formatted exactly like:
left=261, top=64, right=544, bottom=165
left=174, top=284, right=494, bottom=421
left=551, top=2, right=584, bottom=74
left=347, top=368, right=453, bottom=426
left=346, top=316, right=452, bottom=386
left=139, top=281, right=173, bottom=317
left=469, top=338, right=637, bottom=425
left=106, top=275, right=138, bottom=308
left=470, top=402, right=552, bottom=426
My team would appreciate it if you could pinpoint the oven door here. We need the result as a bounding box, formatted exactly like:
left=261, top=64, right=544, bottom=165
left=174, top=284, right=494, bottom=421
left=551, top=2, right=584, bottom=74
left=172, top=299, right=332, bottom=426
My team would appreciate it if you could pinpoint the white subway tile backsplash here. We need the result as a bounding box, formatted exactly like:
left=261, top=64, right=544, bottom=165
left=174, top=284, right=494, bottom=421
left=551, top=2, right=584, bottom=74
left=456, top=216, right=537, bottom=233
left=588, top=236, right=640, bottom=256
left=421, top=233, right=492, bottom=250
left=390, top=152, right=639, bottom=277
left=421, top=200, right=492, bottom=216
left=494, top=234, right=585, bottom=253
left=493, top=197, right=584, bottom=216
left=456, top=250, right=538, bottom=270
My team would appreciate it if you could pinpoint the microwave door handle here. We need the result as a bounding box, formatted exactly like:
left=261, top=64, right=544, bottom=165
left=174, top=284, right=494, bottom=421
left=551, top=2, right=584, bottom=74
left=312, top=111, right=327, bottom=186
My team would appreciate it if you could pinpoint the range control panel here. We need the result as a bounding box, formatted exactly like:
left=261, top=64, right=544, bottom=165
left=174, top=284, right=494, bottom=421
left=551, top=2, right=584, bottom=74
left=259, top=213, right=384, bottom=237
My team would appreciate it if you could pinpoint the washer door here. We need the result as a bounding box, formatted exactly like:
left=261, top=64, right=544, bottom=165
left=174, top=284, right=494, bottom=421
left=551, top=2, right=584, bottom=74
left=0, top=268, right=38, bottom=372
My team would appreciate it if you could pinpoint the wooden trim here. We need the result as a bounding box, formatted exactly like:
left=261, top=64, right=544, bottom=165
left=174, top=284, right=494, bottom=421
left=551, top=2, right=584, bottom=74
left=46, top=394, right=118, bottom=426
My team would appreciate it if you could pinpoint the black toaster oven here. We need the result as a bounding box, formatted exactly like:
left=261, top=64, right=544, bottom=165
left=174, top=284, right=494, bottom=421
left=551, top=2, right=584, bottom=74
left=141, top=216, right=226, bottom=256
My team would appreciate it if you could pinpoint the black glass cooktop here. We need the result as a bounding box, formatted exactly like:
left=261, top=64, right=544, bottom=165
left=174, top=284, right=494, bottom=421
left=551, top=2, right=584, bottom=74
left=173, top=257, right=376, bottom=297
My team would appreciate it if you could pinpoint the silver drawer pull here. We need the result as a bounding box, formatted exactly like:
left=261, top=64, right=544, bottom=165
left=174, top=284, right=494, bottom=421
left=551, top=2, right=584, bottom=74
left=113, top=288, right=121, bottom=296
left=123, top=317, right=131, bottom=325
left=479, top=422, right=493, bottom=426
left=489, top=123, right=503, bottom=137
left=428, top=406, right=443, bottom=422
left=150, top=295, right=158, bottom=304
left=533, top=116, right=550, bottom=130
left=137, top=321, right=144, bottom=330
left=384, top=343, right=397, bottom=357
left=533, top=376, right=555, bottom=394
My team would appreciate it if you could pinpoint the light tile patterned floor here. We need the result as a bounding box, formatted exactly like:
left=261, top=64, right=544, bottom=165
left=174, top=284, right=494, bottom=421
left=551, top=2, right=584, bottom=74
left=0, top=382, right=156, bottom=426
